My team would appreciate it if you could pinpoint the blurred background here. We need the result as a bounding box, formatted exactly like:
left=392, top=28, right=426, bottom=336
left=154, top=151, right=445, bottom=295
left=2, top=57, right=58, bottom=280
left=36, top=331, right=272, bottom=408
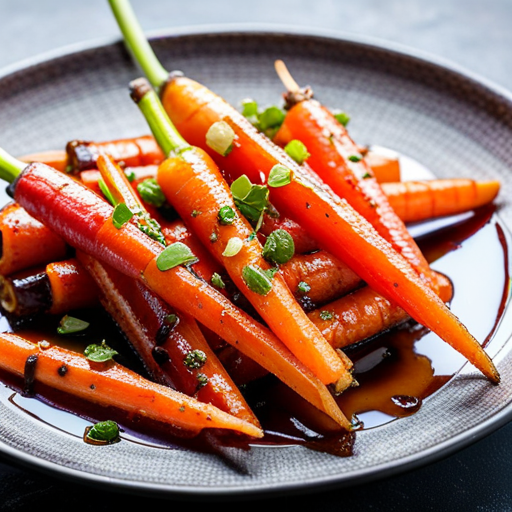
left=0, top=0, right=511, bottom=510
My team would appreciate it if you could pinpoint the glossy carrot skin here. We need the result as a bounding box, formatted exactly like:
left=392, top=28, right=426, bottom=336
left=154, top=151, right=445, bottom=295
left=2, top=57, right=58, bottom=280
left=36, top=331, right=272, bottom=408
left=157, top=147, right=349, bottom=387
left=161, top=76, right=499, bottom=383
left=0, top=202, right=68, bottom=276
left=66, top=134, right=164, bottom=172
left=14, top=162, right=349, bottom=427
left=273, top=99, right=438, bottom=290
left=0, top=331, right=263, bottom=438
left=78, top=251, right=259, bottom=427
left=382, top=179, right=501, bottom=223
left=19, top=150, right=68, bottom=172
left=310, top=272, right=453, bottom=348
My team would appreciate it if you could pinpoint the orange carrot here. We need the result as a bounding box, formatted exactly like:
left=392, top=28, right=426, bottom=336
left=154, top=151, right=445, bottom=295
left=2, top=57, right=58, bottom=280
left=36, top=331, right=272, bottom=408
left=0, top=202, right=68, bottom=276
left=19, top=150, right=68, bottom=172
left=66, top=134, right=165, bottom=172
left=0, top=331, right=263, bottom=438
left=11, top=161, right=349, bottom=428
left=310, top=273, right=454, bottom=349
left=364, top=148, right=401, bottom=183
left=382, top=179, right=501, bottom=223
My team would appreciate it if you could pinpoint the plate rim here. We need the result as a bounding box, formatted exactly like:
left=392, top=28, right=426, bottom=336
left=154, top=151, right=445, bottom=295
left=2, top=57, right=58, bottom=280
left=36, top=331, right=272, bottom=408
left=1, top=23, right=512, bottom=499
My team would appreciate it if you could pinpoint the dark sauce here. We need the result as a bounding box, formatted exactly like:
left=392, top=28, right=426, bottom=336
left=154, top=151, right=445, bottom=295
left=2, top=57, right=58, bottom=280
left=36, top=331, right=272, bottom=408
left=1, top=152, right=510, bottom=458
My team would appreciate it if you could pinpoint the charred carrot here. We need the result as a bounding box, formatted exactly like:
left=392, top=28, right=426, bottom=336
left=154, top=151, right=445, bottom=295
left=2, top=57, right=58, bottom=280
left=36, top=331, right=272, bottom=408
left=66, top=134, right=164, bottom=173
left=107, top=2, right=499, bottom=383
left=0, top=257, right=98, bottom=317
left=0, top=202, right=69, bottom=276
left=0, top=151, right=349, bottom=428
left=382, top=178, right=501, bottom=223
left=0, top=331, right=263, bottom=437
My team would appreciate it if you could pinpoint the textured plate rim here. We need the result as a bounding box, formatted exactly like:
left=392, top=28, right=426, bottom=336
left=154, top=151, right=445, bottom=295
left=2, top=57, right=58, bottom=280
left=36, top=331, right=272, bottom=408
left=0, top=23, right=512, bottom=500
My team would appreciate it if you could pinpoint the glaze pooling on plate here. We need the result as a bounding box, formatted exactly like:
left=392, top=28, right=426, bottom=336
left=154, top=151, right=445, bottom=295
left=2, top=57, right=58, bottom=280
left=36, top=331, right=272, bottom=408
left=0, top=28, right=512, bottom=498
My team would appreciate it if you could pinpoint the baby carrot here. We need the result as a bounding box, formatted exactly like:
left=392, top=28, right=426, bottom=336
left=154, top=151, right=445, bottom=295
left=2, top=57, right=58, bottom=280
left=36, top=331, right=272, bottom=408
left=382, top=179, right=501, bottom=223
left=0, top=331, right=263, bottom=438
left=0, top=202, right=68, bottom=276
left=132, top=77, right=351, bottom=388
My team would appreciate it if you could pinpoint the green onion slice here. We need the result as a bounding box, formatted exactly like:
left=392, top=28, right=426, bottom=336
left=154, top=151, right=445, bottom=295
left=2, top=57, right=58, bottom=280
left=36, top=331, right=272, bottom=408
left=222, top=237, right=243, bottom=257
left=284, top=140, right=310, bottom=165
left=206, top=121, right=235, bottom=156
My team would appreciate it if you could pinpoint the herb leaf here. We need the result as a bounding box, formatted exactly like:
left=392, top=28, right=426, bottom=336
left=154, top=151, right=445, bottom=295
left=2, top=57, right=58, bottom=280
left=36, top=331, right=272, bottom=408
left=284, top=140, right=310, bottom=165
left=297, top=281, right=311, bottom=294
left=112, top=203, right=133, bottom=229
left=84, top=340, right=118, bottom=362
left=57, top=315, right=90, bottom=335
left=242, top=264, right=275, bottom=295
left=268, top=164, right=292, bottom=188
left=86, top=420, right=120, bottom=443
left=157, top=242, right=199, bottom=271
left=137, top=178, right=166, bottom=208
left=184, top=349, right=207, bottom=369
left=230, top=175, right=269, bottom=228
left=211, top=272, right=226, bottom=289
left=218, top=205, right=236, bottom=225
left=262, top=229, right=295, bottom=264
left=333, top=111, right=351, bottom=127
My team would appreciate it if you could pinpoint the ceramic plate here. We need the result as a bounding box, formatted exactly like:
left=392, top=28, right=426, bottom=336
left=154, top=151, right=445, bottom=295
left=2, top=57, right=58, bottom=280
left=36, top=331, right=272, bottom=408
left=1, top=27, right=512, bottom=499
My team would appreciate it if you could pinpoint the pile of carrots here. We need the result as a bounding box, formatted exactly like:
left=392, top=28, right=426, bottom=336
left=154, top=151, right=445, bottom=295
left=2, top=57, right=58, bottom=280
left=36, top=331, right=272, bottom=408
left=0, top=0, right=503, bottom=449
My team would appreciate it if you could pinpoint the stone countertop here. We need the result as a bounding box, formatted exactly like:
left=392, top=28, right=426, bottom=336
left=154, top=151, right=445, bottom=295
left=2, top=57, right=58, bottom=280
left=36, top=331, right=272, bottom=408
left=0, top=1, right=511, bottom=510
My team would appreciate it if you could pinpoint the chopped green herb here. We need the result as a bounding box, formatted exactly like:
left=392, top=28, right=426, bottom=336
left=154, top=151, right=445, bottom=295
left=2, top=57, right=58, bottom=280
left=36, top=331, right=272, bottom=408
left=348, top=155, right=362, bottom=163
left=84, top=340, right=118, bottom=362
left=284, top=140, right=310, bottom=165
left=98, top=178, right=116, bottom=206
left=247, top=231, right=257, bottom=242
left=268, top=164, right=292, bottom=188
left=196, top=373, right=208, bottom=390
left=165, top=313, right=178, bottom=326
left=156, top=242, right=198, bottom=271
left=136, top=213, right=167, bottom=245
left=209, top=232, right=218, bottom=243
left=242, top=264, right=275, bottom=296
left=57, top=315, right=90, bottom=334
left=362, top=171, right=372, bottom=179
left=257, top=106, right=285, bottom=132
left=218, top=205, right=236, bottom=225
left=206, top=120, right=235, bottom=156
left=319, top=310, right=334, bottom=321
left=222, top=237, right=243, bottom=257
left=137, top=178, right=166, bottom=208
left=241, top=98, right=259, bottom=118
left=262, top=229, right=295, bottom=264
left=112, top=203, right=133, bottom=229
left=184, top=349, right=207, bottom=369
left=211, top=272, right=226, bottom=289
left=124, top=170, right=136, bottom=182
left=333, top=111, right=351, bottom=127
left=297, top=281, right=311, bottom=294
left=230, top=174, right=269, bottom=229
left=86, top=420, right=120, bottom=443
left=191, top=210, right=202, bottom=217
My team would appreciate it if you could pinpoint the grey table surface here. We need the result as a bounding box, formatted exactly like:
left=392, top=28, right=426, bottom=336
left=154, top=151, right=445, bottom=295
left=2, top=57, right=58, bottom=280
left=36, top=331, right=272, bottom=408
left=0, top=0, right=512, bottom=510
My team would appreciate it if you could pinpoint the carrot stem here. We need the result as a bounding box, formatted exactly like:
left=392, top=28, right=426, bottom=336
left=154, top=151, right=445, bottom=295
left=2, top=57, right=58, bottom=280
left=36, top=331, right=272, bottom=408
left=108, top=0, right=169, bottom=90
left=0, top=148, right=24, bottom=184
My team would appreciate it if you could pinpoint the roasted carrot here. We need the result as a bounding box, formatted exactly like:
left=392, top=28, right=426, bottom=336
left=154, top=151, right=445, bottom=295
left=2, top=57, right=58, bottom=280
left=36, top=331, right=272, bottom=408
left=0, top=202, right=69, bottom=276
left=364, top=148, right=401, bottom=183
left=66, top=134, right=164, bottom=173
left=131, top=78, right=351, bottom=389
left=107, top=2, right=498, bottom=383
left=0, top=153, right=349, bottom=429
left=273, top=60, right=441, bottom=292
left=382, top=178, right=501, bottom=223
left=19, top=149, right=68, bottom=172
left=78, top=251, right=259, bottom=427
left=310, top=273, right=454, bottom=349
left=0, top=331, right=263, bottom=438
